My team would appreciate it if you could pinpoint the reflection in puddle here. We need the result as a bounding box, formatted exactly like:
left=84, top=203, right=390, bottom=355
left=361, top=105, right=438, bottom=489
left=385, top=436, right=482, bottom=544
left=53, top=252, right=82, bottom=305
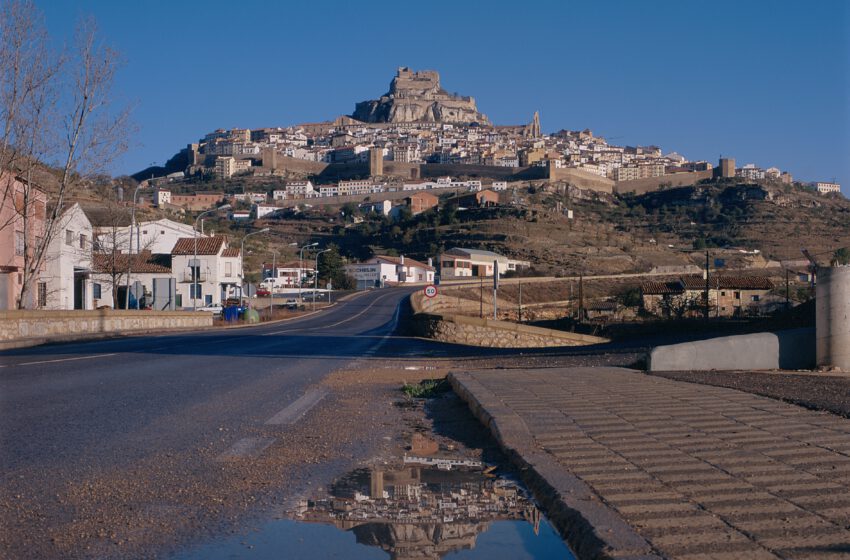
left=173, top=462, right=575, bottom=559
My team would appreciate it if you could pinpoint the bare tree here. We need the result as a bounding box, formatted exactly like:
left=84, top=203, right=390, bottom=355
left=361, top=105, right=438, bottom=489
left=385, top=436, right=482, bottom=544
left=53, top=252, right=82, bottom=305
left=0, top=1, right=131, bottom=308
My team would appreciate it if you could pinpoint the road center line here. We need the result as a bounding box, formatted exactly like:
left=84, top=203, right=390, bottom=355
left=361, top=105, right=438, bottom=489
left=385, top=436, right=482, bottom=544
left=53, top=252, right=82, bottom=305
left=263, top=292, right=395, bottom=335
left=0, top=353, right=119, bottom=368
left=265, top=387, right=329, bottom=425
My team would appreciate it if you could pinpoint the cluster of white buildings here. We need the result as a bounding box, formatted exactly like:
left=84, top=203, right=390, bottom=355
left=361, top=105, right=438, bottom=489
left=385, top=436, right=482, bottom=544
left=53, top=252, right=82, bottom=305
left=33, top=206, right=243, bottom=311
left=194, top=121, right=718, bottom=183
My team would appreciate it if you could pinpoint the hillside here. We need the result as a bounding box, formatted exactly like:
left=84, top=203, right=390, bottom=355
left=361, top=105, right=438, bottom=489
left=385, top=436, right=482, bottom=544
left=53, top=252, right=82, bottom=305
left=249, top=179, right=849, bottom=276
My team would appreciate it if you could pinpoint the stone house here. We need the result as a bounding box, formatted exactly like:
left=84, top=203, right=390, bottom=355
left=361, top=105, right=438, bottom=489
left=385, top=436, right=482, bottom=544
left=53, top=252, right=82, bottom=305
left=407, top=191, right=439, bottom=215
left=642, top=276, right=775, bottom=318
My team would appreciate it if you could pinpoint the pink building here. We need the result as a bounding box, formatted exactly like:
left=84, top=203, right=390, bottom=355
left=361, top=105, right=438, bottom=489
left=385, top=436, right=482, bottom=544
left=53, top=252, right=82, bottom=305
left=0, top=173, right=48, bottom=309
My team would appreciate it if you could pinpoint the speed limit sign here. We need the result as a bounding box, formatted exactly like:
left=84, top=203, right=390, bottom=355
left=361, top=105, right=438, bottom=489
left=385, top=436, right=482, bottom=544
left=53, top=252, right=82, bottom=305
left=424, top=285, right=438, bottom=298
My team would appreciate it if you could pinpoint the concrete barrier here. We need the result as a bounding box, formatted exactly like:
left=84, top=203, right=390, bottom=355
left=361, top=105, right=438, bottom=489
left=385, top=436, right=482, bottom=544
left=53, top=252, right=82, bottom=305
left=648, top=328, right=815, bottom=371
left=0, top=309, right=213, bottom=347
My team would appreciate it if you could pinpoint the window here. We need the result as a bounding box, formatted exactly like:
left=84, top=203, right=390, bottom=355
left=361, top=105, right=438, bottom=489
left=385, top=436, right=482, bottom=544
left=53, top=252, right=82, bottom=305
left=720, top=291, right=726, bottom=296
left=66, top=229, right=73, bottom=246
left=79, top=234, right=87, bottom=249
left=751, top=295, right=760, bottom=302
left=93, top=283, right=102, bottom=299
left=142, top=230, right=148, bottom=235
left=15, top=231, right=25, bottom=256
left=161, top=230, right=165, bottom=235
left=37, top=283, right=46, bottom=307
left=190, top=284, right=202, bottom=299
left=225, top=262, right=232, bottom=277
left=734, top=291, right=741, bottom=299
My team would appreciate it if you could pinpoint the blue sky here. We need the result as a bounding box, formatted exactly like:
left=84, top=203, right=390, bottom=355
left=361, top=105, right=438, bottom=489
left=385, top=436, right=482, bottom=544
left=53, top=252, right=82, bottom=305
left=37, top=0, right=849, bottom=192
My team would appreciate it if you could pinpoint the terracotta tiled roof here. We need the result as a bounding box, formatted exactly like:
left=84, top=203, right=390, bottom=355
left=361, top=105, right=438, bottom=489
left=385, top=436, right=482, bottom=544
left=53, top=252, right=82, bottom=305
left=641, top=281, right=683, bottom=295
left=92, top=251, right=171, bottom=274
left=171, top=236, right=225, bottom=255
left=221, top=247, right=240, bottom=257
left=680, top=275, right=773, bottom=291
left=374, top=255, right=435, bottom=271
left=718, top=276, right=775, bottom=290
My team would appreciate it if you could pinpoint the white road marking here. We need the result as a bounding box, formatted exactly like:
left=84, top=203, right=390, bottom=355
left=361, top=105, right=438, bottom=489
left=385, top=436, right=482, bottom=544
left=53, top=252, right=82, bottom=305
left=216, top=437, right=276, bottom=461
left=0, top=353, right=119, bottom=368
left=265, top=388, right=329, bottom=425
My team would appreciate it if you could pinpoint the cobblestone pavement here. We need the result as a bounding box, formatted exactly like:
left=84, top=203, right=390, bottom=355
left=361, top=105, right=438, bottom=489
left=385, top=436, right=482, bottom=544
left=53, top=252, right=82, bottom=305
left=450, top=367, right=850, bottom=560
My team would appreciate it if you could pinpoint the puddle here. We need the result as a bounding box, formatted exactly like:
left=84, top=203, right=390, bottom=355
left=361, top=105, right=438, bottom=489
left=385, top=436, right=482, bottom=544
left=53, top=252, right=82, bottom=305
left=173, top=462, right=575, bottom=559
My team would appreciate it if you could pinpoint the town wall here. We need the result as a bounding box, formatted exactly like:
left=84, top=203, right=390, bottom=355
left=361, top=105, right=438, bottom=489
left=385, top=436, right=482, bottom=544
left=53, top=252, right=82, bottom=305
left=615, top=170, right=713, bottom=195
left=0, top=309, right=212, bottom=347
left=549, top=167, right=615, bottom=193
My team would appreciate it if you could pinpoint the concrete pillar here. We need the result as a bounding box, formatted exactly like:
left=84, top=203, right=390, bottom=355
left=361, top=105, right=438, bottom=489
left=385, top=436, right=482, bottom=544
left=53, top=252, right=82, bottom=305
left=817, top=267, right=850, bottom=370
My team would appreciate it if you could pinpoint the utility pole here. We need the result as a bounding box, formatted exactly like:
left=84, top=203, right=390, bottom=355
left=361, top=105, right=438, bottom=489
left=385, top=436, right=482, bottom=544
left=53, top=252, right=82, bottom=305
left=479, top=275, right=483, bottom=318
left=578, top=273, right=584, bottom=322
left=518, top=280, right=523, bottom=323
left=493, top=260, right=499, bottom=320
left=704, top=250, right=710, bottom=320
left=785, top=268, right=790, bottom=309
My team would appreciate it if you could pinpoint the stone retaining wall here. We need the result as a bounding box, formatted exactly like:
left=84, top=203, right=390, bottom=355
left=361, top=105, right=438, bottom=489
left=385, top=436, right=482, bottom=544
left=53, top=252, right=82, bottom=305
left=410, top=290, right=607, bottom=348
left=0, top=309, right=212, bottom=343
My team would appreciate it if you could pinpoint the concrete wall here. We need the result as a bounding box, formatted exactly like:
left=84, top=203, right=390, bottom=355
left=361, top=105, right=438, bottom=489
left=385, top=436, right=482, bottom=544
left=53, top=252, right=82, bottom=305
left=817, top=267, right=850, bottom=370
left=0, top=309, right=212, bottom=344
left=614, top=170, right=713, bottom=195
left=648, top=328, right=815, bottom=371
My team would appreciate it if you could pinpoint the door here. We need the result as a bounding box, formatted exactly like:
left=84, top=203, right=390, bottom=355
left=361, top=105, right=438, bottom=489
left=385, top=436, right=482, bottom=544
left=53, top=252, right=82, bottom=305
left=73, top=274, right=85, bottom=309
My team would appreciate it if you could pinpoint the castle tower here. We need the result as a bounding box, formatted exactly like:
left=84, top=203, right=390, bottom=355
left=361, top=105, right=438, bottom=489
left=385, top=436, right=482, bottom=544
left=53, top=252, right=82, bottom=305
left=369, top=147, right=384, bottom=177
left=532, top=111, right=541, bottom=138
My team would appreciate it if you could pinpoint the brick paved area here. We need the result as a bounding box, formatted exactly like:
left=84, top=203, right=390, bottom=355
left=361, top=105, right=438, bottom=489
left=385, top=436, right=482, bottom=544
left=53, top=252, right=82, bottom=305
left=450, top=367, right=850, bottom=560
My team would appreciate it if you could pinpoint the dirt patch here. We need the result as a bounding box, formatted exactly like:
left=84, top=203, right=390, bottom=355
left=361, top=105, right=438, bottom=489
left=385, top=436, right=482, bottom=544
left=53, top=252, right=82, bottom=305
left=648, top=369, right=850, bottom=418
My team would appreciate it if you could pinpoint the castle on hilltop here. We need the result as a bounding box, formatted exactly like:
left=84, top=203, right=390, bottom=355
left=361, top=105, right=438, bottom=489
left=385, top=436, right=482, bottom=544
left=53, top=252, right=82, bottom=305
left=351, top=67, right=490, bottom=125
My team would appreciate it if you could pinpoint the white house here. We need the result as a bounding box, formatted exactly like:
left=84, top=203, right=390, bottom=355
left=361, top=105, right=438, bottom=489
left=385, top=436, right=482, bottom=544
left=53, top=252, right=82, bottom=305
left=91, top=250, right=173, bottom=309
left=95, top=218, right=200, bottom=256
left=285, top=180, right=315, bottom=197
left=439, top=248, right=529, bottom=279
left=261, top=261, right=315, bottom=289
left=345, top=255, right=435, bottom=290
left=41, top=203, right=94, bottom=310
left=171, top=235, right=242, bottom=308
left=272, top=189, right=287, bottom=201
left=360, top=200, right=392, bottom=216
left=255, top=204, right=282, bottom=219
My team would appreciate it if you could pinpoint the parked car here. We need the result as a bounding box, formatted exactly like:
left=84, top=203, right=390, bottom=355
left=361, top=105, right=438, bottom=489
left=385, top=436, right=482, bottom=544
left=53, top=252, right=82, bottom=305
left=196, top=303, right=224, bottom=316
left=286, top=299, right=298, bottom=309
left=256, top=288, right=271, bottom=297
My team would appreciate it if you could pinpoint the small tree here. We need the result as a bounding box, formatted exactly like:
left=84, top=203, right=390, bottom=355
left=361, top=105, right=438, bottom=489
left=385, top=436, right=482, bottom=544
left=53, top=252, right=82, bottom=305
left=831, top=247, right=850, bottom=266
left=316, top=243, right=354, bottom=290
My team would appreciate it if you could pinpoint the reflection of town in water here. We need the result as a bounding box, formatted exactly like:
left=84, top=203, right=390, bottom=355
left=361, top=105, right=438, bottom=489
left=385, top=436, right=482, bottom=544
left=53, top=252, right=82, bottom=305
left=293, top=457, right=542, bottom=560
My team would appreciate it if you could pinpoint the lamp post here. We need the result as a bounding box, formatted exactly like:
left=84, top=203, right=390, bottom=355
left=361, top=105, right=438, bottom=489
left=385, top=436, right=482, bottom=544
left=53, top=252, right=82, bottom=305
left=314, top=248, right=331, bottom=311
left=269, top=249, right=278, bottom=320
left=298, top=242, right=318, bottom=304
left=240, top=227, right=269, bottom=305
left=193, top=204, right=231, bottom=311
left=124, top=183, right=145, bottom=310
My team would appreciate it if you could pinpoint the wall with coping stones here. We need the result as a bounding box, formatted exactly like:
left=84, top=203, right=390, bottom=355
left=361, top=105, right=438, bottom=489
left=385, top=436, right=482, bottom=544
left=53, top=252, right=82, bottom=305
left=410, top=290, right=607, bottom=348
left=0, top=309, right=212, bottom=343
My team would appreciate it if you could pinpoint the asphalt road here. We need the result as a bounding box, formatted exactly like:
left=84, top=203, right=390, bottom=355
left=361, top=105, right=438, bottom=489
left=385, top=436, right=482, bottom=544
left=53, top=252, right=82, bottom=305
left=0, top=286, right=649, bottom=558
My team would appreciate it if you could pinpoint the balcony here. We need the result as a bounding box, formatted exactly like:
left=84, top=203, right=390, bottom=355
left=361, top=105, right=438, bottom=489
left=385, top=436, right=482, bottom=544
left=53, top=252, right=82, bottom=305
left=181, top=270, right=208, bottom=282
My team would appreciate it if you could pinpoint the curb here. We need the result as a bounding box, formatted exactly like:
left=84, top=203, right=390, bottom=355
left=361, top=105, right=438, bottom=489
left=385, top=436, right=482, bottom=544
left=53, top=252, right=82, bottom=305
left=448, top=370, right=661, bottom=560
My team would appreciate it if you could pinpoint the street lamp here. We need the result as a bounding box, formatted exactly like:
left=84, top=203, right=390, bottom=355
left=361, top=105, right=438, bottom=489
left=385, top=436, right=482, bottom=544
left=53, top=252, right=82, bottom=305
left=193, top=204, right=231, bottom=311
left=124, top=183, right=145, bottom=310
left=313, top=248, right=331, bottom=310
left=298, top=242, right=318, bottom=303
left=268, top=248, right=278, bottom=321
left=240, top=227, right=269, bottom=304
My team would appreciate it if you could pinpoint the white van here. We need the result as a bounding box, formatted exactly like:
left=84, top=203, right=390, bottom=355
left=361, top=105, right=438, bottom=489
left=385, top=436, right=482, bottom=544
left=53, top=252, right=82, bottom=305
left=259, top=278, right=286, bottom=292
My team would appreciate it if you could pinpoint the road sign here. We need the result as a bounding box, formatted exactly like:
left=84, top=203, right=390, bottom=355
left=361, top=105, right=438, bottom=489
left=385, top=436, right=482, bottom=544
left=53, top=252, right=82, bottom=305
left=423, top=285, right=438, bottom=298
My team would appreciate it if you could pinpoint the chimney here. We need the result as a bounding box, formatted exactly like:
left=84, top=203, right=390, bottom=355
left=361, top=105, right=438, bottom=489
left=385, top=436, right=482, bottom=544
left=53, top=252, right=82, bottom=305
left=428, top=257, right=433, bottom=267
left=400, top=255, right=405, bottom=265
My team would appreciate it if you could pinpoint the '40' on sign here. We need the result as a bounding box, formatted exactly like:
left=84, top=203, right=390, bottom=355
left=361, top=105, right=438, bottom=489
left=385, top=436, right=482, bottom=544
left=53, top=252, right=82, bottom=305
left=423, top=285, right=438, bottom=298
